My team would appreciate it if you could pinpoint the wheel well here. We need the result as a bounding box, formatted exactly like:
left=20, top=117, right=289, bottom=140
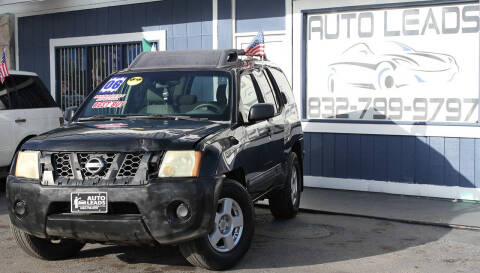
left=10, top=135, right=36, bottom=165
left=224, top=168, right=247, bottom=188
left=292, top=141, right=304, bottom=191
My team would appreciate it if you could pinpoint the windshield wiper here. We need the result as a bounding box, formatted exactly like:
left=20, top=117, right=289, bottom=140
left=77, top=115, right=127, bottom=122
left=125, top=115, right=204, bottom=121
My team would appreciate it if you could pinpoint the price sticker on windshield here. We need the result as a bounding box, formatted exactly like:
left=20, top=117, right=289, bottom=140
left=99, top=77, right=127, bottom=93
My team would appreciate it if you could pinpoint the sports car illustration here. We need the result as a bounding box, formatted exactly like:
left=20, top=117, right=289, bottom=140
left=327, top=42, right=459, bottom=91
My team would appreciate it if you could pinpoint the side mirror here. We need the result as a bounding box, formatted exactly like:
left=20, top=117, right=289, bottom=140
left=64, top=106, right=78, bottom=123
left=248, top=103, right=275, bottom=122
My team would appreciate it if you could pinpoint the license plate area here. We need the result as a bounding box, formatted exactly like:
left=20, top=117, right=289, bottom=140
left=71, top=192, right=108, bottom=213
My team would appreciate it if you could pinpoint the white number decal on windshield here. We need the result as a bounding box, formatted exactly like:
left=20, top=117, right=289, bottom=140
left=99, top=77, right=127, bottom=94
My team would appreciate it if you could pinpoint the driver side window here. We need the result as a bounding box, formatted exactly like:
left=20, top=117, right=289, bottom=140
left=239, top=75, right=259, bottom=122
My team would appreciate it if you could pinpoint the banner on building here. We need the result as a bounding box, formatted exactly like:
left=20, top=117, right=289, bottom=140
left=306, top=3, right=480, bottom=123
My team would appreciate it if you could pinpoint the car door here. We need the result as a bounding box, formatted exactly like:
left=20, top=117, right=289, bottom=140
left=238, top=73, right=274, bottom=194
left=8, top=75, right=31, bottom=149
left=0, top=78, right=15, bottom=167
left=267, top=67, right=299, bottom=144
left=251, top=70, right=285, bottom=182
left=11, top=75, right=61, bottom=137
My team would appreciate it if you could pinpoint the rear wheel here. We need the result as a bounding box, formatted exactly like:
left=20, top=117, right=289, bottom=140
left=269, top=152, right=302, bottom=219
left=10, top=223, right=85, bottom=260
left=179, top=179, right=254, bottom=270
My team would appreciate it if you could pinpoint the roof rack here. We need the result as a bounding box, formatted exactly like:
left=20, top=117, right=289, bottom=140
left=127, top=49, right=268, bottom=71
left=229, top=49, right=267, bottom=62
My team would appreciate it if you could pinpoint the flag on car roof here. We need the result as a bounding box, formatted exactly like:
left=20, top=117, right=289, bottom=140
left=0, top=48, right=9, bottom=84
left=244, top=32, right=265, bottom=57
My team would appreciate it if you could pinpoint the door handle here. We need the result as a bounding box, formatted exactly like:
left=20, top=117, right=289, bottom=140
left=15, top=118, right=26, bottom=123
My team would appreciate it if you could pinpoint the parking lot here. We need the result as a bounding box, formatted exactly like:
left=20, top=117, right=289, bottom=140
left=0, top=185, right=479, bottom=273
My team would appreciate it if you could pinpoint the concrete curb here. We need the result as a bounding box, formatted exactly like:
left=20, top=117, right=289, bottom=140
left=255, top=203, right=480, bottom=231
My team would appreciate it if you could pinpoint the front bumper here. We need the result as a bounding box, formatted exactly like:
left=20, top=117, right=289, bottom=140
left=6, top=175, right=223, bottom=245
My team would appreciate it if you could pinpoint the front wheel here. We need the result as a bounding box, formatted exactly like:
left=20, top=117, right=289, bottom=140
left=179, top=179, right=254, bottom=270
left=269, top=152, right=302, bottom=219
left=10, top=223, right=85, bottom=260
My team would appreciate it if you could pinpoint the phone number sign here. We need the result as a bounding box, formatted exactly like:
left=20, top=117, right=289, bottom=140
left=305, top=3, right=480, bottom=123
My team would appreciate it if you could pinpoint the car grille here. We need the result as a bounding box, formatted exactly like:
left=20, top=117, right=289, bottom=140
left=46, top=152, right=156, bottom=186
left=117, top=153, right=143, bottom=177
left=52, top=153, right=74, bottom=178
left=47, top=202, right=140, bottom=215
left=78, top=153, right=116, bottom=178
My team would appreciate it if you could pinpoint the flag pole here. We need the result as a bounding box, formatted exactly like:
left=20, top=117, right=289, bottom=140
left=1, top=48, right=11, bottom=107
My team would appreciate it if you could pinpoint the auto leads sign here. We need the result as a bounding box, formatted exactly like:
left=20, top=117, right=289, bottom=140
left=306, top=3, right=480, bottom=123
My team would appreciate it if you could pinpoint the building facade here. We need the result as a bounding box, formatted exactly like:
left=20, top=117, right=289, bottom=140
left=2, top=0, right=480, bottom=200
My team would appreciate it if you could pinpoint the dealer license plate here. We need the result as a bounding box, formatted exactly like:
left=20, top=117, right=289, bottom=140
left=71, top=192, right=108, bottom=213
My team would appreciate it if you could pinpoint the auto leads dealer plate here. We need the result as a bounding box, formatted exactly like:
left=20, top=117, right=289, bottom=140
left=71, top=192, right=108, bottom=213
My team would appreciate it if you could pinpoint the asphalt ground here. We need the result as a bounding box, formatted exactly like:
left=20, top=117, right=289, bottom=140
left=1, top=192, right=480, bottom=273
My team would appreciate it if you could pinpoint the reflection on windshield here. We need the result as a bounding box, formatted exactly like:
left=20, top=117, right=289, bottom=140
left=77, top=71, right=231, bottom=121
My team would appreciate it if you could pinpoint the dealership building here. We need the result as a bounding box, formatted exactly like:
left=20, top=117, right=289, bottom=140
left=1, top=0, right=480, bottom=200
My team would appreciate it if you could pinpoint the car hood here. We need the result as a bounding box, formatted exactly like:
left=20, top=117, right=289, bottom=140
left=23, top=119, right=228, bottom=152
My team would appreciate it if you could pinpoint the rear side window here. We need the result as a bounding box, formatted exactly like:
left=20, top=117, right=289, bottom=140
left=9, top=75, right=57, bottom=109
left=269, top=68, right=295, bottom=103
left=253, top=70, right=279, bottom=114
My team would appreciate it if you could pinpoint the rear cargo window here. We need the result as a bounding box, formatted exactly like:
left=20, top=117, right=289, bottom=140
left=9, top=75, right=58, bottom=109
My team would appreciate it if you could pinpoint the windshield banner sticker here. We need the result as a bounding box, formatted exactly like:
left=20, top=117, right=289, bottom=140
left=306, top=3, right=480, bottom=123
left=127, top=76, right=143, bottom=86
left=99, top=77, right=127, bottom=93
left=92, top=101, right=126, bottom=109
left=94, top=94, right=126, bottom=101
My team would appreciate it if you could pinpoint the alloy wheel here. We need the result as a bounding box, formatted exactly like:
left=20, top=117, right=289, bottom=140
left=208, top=198, right=244, bottom=253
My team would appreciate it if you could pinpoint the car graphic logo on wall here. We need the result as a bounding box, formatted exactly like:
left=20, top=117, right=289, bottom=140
left=327, top=41, right=459, bottom=92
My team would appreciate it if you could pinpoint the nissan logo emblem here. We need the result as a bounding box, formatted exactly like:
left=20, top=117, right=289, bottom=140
left=85, top=157, right=105, bottom=174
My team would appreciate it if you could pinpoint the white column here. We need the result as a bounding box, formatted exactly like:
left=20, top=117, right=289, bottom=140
left=212, top=0, right=218, bottom=49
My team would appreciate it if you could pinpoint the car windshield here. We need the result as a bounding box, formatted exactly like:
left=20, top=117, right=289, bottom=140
left=76, top=71, right=231, bottom=121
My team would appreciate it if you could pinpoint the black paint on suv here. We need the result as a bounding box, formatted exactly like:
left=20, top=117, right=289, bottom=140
left=6, top=50, right=303, bottom=270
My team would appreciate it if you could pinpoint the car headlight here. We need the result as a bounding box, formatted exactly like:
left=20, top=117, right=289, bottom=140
left=158, top=151, right=202, bottom=178
left=15, top=151, right=40, bottom=180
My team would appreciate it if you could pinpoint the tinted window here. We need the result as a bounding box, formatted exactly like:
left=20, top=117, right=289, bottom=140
left=253, top=71, right=278, bottom=113
left=10, top=75, right=57, bottom=109
left=239, top=75, right=259, bottom=122
left=269, top=68, right=294, bottom=103
left=0, top=77, right=12, bottom=110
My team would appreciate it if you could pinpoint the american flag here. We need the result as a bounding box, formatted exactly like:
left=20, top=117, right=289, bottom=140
left=245, top=32, right=265, bottom=57
left=0, top=48, right=9, bottom=84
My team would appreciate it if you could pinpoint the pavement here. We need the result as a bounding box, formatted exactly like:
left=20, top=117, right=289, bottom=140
left=2, top=182, right=480, bottom=272
left=0, top=192, right=480, bottom=273
left=300, top=187, right=480, bottom=229
left=2, top=193, right=480, bottom=273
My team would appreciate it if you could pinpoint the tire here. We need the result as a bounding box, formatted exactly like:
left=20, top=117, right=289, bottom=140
left=179, top=179, right=254, bottom=270
left=10, top=223, right=85, bottom=260
left=269, top=152, right=302, bottom=219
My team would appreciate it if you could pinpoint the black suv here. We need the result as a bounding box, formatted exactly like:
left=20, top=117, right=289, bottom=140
left=6, top=50, right=303, bottom=270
